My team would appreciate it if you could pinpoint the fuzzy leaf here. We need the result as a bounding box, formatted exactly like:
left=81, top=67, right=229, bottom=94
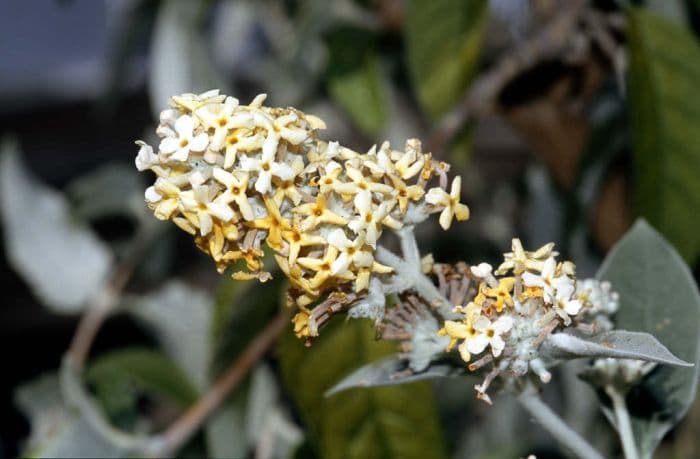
left=278, top=318, right=449, bottom=459
left=0, top=138, right=112, bottom=313
left=127, top=281, right=213, bottom=390
left=405, top=0, right=487, bottom=118
left=326, top=357, right=467, bottom=396
left=542, top=330, right=691, bottom=367
left=15, top=374, right=124, bottom=458
left=149, top=0, right=227, bottom=117
left=627, top=8, right=700, bottom=263
left=596, top=219, right=700, bottom=458
left=325, top=26, right=387, bottom=136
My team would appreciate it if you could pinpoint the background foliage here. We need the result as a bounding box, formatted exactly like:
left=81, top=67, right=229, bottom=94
left=2, top=0, right=700, bottom=457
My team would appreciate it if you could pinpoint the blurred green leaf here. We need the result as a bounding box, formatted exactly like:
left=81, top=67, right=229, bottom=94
left=15, top=374, right=124, bottom=458
left=405, top=0, right=487, bottom=119
left=88, top=347, right=200, bottom=409
left=278, top=317, right=449, bottom=459
left=0, top=138, right=112, bottom=313
left=596, top=219, right=700, bottom=458
left=627, top=8, right=700, bottom=263
left=325, top=26, right=388, bottom=136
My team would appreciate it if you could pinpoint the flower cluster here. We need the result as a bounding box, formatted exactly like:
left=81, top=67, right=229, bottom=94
left=135, top=90, right=469, bottom=310
left=437, top=239, right=593, bottom=403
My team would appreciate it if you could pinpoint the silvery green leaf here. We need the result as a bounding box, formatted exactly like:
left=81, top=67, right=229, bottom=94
left=325, top=357, right=466, bottom=396
left=596, top=219, right=700, bottom=458
left=15, top=374, right=124, bottom=458
left=245, top=365, right=302, bottom=458
left=205, top=394, right=248, bottom=459
left=542, top=330, right=691, bottom=367
left=149, top=0, right=227, bottom=117
left=127, top=281, right=213, bottom=390
left=0, top=138, right=112, bottom=313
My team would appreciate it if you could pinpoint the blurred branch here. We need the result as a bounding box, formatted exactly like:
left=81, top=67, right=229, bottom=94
left=61, top=225, right=290, bottom=457
left=426, top=0, right=588, bottom=155
left=145, top=309, right=291, bottom=457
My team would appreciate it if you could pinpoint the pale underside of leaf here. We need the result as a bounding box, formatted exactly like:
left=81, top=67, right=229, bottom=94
left=0, top=139, right=112, bottom=313
left=326, top=357, right=467, bottom=396
left=542, top=330, right=691, bottom=367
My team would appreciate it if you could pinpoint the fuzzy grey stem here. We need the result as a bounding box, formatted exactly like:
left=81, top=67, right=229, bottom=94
left=605, top=385, right=640, bottom=459
left=376, top=245, right=458, bottom=319
left=398, top=226, right=421, bottom=267
left=518, top=390, right=605, bottom=459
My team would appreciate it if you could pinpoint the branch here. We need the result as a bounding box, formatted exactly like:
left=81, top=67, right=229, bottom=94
left=426, top=0, right=588, bottom=155
left=144, top=309, right=290, bottom=457
left=61, top=225, right=291, bottom=457
left=518, top=389, right=604, bottom=459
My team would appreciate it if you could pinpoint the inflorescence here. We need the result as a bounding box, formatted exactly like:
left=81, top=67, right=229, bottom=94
left=135, top=91, right=621, bottom=403
left=135, top=90, right=469, bottom=309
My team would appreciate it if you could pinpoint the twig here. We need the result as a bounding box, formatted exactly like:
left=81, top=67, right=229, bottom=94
left=518, top=388, right=604, bottom=459
left=144, top=309, right=291, bottom=457
left=426, top=0, right=588, bottom=155
left=61, top=225, right=291, bottom=457
left=605, top=385, right=640, bottom=459
left=376, top=244, right=458, bottom=320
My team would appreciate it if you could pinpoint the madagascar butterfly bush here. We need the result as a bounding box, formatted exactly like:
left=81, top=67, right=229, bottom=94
left=135, top=90, right=679, bottom=407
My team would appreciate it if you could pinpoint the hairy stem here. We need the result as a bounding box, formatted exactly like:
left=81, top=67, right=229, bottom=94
left=518, top=390, right=605, bottom=459
left=605, top=385, right=639, bottom=459
left=376, top=245, right=457, bottom=319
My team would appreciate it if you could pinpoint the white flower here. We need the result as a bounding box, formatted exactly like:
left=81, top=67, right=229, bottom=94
left=212, top=168, right=255, bottom=221
left=159, top=114, right=209, bottom=162
left=135, top=141, right=158, bottom=171
left=425, top=176, right=470, bottom=230
left=348, top=191, right=400, bottom=247
left=466, top=315, right=513, bottom=357
left=179, top=185, right=234, bottom=236
left=328, top=229, right=374, bottom=276
left=239, top=143, right=295, bottom=194
left=197, top=96, right=253, bottom=151
left=470, top=262, right=493, bottom=279
left=553, top=281, right=582, bottom=325
left=522, top=257, right=573, bottom=304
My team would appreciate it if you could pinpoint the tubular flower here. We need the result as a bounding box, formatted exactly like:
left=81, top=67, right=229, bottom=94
left=135, top=90, right=471, bottom=319
left=437, top=239, right=609, bottom=402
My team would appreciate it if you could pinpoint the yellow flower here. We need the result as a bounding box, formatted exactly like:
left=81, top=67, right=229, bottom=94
left=425, top=176, right=470, bottom=230
left=388, top=174, right=425, bottom=214
left=281, top=220, right=326, bottom=265
left=495, top=238, right=556, bottom=275
left=297, top=246, right=341, bottom=289
left=295, top=194, right=348, bottom=231
left=247, top=196, right=291, bottom=250
left=484, top=277, right=515, bottom=312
